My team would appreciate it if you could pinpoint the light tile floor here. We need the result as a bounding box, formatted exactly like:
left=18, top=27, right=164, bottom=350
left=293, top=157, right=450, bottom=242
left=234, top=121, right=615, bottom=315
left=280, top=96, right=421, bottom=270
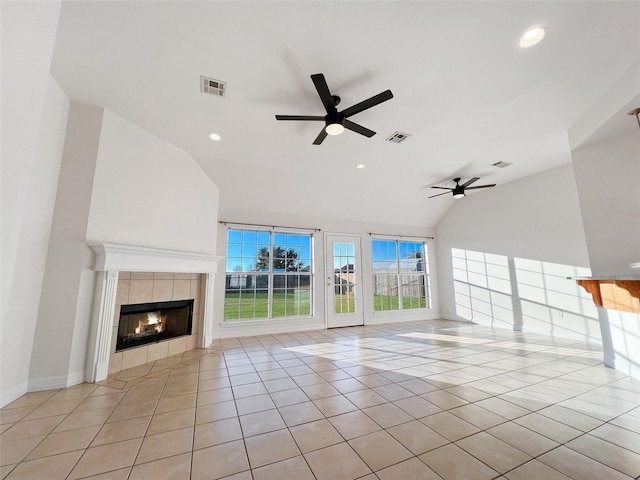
left=2, top=319, right=640, bottom=479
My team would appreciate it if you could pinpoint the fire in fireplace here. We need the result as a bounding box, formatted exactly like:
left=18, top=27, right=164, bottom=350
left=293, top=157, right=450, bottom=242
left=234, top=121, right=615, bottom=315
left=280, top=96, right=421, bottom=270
left=116, top=299, right=193, bottom=352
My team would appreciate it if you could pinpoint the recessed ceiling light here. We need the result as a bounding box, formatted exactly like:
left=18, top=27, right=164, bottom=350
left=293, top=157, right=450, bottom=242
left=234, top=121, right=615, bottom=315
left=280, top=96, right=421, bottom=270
left=208, top=133, right=221, bottom=141
left=355, top=163, right=366, bottom=169
left=519, top=26, right=545, bottom=47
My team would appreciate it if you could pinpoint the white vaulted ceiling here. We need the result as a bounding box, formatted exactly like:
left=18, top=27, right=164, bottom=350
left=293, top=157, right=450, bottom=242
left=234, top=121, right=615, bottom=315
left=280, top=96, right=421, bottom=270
left=50, top=1, right=640, bottom=228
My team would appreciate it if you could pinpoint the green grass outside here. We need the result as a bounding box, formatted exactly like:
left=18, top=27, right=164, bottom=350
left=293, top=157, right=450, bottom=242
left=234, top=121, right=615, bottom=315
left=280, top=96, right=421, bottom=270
left=374, top=295, right=427, bottom=311
left=334, top=295, right=356, bottom=314
left=225, top=291, right=427, bottom=320
left=224, top=291, right=311, bottom=320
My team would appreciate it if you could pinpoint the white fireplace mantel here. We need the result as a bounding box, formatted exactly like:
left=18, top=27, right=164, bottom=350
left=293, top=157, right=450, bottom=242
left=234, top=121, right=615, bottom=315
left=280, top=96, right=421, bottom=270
left=87, top=243, right=223, bottom=383
left=91, top=243, right=222, bottom=273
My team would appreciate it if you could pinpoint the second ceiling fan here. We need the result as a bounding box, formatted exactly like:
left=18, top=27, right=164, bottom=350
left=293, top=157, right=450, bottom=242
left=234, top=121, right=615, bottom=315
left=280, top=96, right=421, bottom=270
left=275, top=73, right=393, bottom=145
left=429, top=177, right=496, bottom=199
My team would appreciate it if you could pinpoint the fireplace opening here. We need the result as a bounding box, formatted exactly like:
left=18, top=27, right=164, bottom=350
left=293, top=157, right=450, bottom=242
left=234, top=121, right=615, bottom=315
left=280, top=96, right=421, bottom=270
left=116, top=299, right=193, bottom=352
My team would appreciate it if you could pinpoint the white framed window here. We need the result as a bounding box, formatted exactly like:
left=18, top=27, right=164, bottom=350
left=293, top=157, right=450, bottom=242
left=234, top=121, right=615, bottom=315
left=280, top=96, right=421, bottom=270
left=224, top=228, right=313, bottom=321
left=372, top=238, right=430, bottom=311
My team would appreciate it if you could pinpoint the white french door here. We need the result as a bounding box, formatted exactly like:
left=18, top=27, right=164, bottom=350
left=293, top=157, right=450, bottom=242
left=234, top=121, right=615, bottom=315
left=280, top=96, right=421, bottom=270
left=325, top=234, right=363, bottom=328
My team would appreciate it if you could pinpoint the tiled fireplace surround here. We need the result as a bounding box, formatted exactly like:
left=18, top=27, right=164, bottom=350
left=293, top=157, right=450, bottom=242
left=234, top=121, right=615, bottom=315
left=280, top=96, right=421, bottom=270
left=109, top=272, right=203, bottom=375
left=88, top=244, right=222, bottom=383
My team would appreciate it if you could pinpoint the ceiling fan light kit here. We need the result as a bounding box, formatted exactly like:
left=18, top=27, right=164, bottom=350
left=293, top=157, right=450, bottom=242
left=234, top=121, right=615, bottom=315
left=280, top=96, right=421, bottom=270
left=325, top=122, right=345, bottom=135
left=276, top=73, right=393, bottom=145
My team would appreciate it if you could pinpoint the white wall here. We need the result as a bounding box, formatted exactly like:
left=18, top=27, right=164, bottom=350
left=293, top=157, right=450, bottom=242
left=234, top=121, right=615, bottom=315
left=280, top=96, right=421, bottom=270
left=86, top=111, right=220, bottom=254
left=572, top=130, right=640, bottom=276
left=27, top=108, right=222, bottom=393
left=435, top=164, right=601, bottom=343
left=572, top=128, right=640, bottom=378
left=607, top=309, right=640, bottom=379
left=1, top=2, right=66, bottom=406
left=0, top=1, right=221, bottom=402
left=29, top=103, right=104, bottom=390
left=212, top=210, right=438, bottom=339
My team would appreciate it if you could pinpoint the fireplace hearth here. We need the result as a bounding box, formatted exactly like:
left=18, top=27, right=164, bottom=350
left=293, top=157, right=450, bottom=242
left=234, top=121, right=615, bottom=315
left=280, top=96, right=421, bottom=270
left=116, top=299, right=193, bottom=352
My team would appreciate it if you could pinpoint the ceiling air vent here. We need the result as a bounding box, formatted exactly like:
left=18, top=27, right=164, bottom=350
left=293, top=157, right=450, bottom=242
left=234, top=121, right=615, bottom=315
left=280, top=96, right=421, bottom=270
left=200, top=76, right=226, bottom=97
left=491, top=161, right=513, bottom=168
left=386, top=131, right=410, bottom=143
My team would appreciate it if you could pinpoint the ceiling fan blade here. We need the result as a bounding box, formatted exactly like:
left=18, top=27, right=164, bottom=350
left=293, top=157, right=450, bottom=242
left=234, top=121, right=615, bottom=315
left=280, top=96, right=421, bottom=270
left=430, top=186, right=452, bottom=190
left=311, top=74, right=337, bottom=115
left=275, top=115, right=324, bottom=121
left=312, top=128, right=328, bottom=145
left=465, top=184, right=496, bottom=190
left=344, top=119, right=375, bottom=138
left=342, top=90, right=393, bottom=118
left=460, top=177, right=480, bottom=188
left=428, top=191, right=452, bottom=198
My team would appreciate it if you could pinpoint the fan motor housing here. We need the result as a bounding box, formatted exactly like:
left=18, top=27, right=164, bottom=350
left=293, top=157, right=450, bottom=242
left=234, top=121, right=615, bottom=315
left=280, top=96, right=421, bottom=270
left=326, top=112, right=344, bottom=125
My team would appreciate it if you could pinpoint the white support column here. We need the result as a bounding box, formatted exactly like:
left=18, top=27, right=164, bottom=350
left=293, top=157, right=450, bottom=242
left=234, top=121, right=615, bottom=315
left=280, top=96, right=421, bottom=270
left=508, top=258, right=524, bottom=332
left=596, top=306, right=617, bottom=369
left=201, top=273, right=216, bottom=348
left=87, top=270, right=119, bottom=383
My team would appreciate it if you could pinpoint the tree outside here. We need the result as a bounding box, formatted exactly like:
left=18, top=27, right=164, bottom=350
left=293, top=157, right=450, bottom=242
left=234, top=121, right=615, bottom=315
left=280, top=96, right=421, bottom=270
left=256, top=246, right=305, bottom=272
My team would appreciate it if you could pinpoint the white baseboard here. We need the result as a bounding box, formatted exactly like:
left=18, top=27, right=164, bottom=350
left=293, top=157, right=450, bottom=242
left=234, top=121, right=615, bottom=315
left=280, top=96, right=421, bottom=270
left=440, top=313, right=472, bottom=323
left=607, top=354, right=640, bottom=380
left=213, top=319, right=326, bottom=340
left=1, top=381, right=28, bottom=408
left=28, top=370, right=85, bottom=392
left=365, top=313, right=440, bottom=326
left=603, top=355, right=616, bottom=369
left=212, top=313, right=467, bottom=340
left=86, top=361, right=109, bottom=384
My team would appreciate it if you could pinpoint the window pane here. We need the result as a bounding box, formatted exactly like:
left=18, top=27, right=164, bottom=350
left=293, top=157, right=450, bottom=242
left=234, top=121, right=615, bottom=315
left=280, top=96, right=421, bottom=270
left=225, top=228, right=313, bottom=321
left=299, top=247, right=311, bottom=263
left=243, top=260, right=258, bottom=272
left=373, top=274, right=399, bottom=311
left=286, top=233, right=299, bottom=246
left=400, top=255, right=420, bottom=272
left=257, top=231, right=270, bottom=245
left=243, top=230, right=257, bottom=244
left=272, top=246, right=290, bottom=272
left=400, top=274, right=427, bottom=309
left=256, top=247, right=270, bottom=272
left=226, top=258, right=242, bottom=272
left=241, top=244, right=257, bottom=258
left=225, top=305, right=240, bottom=320
left=272, top=274, right=312, bottom=318
left=274, top=233, right=287, bottom=246
left=372, top=238, right=429, bottom=311
left=228, top=230, right=243, bottom=244
left=384, top=261, right=398, bottom=273
left=291, top=288, right=311, bottom=316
